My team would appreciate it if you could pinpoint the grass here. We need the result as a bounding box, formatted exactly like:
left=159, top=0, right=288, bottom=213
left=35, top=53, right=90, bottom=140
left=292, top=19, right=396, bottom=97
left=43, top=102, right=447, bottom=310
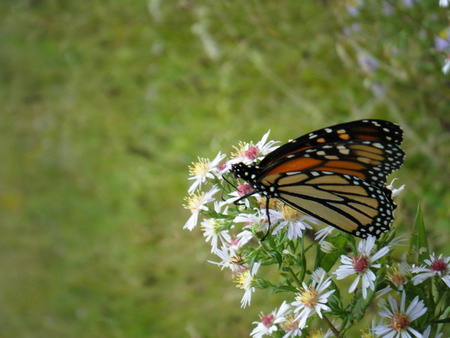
left=0, top=0, right=448, bottom=337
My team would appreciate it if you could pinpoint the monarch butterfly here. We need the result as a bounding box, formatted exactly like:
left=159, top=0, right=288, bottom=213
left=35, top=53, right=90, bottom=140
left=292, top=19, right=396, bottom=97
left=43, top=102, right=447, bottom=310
left=230, top=119, right=405, bottom=239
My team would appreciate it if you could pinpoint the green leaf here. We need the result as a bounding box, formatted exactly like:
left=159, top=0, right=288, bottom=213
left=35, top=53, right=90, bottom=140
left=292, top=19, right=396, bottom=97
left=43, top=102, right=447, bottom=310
left=409, top=204, right=429, bottom=263
left=315, top=236, right=347, bottom=272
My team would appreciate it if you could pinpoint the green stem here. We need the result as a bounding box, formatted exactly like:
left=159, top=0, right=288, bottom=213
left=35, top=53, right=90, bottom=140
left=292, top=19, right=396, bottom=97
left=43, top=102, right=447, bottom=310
left=288, top=268, right=302, bottom=289
left=322, top=314, right=341, bottom=338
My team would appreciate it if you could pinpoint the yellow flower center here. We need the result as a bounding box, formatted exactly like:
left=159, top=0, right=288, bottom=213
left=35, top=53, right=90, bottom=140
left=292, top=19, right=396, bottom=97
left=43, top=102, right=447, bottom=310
left=300, top=286, right=319, bottom=307
left=281, top=315, right=299, bottom=331
left=189, top=158, right=210, bottom=177
left=280, top=204, right=302, bottom=221
left=390, top=311, right=409, bottom=332
left=183, top=192, right=204, bottom=212
left=234, top=270, right=250, bottom=290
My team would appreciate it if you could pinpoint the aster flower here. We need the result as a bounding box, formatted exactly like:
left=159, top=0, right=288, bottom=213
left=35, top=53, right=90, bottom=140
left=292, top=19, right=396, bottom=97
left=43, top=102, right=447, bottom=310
left=373, top=291, right=427, bottom=337
left=411, top=253, right=450, bottom=288
left=188, top=152, right=226, bottom=194
left=201, top=218, right=231, bottom=254
left=272, top=205, right=319, bottom=240
left=357, top=52, right=378, bottom=75
left=387, top=262, right=412, bottom=290
left=234, top=208, right=280, bottom=235
left=235, top=262, right=261, bottom=308
left=183, top=187, right=219, bottom=230
left=230, top=130, right=279, bottom=165
left=208, top=245, right=248, bottom=275
left=334, top=235, right=390, bottom=298
left=250, top=301, right=291, bottom=338
left=435, top=28, right=450, bottom=51
left=226, top=182, right=257, bottom=208
left=280, top=313, right=303, bottom=338
left=291, top=268, right=336, bottom=328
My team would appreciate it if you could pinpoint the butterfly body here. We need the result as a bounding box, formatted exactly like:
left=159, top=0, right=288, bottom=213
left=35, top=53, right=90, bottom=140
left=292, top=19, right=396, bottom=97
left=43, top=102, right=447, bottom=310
left=230, top=119, right=405, bottom=239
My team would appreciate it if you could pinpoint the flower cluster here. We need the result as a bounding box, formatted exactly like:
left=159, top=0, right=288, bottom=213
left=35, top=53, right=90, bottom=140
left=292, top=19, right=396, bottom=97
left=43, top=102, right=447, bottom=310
left=183, top=132, right=449, bottom=337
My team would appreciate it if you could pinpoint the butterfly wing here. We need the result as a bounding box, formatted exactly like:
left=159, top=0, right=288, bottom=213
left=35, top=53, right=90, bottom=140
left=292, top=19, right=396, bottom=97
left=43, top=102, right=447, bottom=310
left=259, top=139, right=404, bottom=188
left=231, top=119, right=404, bottom=238
left=258, top=119, right=403, bottom=170
left=264, top=171, right=394, bottom=238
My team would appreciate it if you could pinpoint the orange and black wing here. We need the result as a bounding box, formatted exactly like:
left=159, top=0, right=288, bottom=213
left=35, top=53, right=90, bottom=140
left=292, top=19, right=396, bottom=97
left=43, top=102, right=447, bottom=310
left=263, top=171, right=395, bottom=238
left=258, top=120, right=404, bottom=188
left=259, top=119, right=403, bottom=170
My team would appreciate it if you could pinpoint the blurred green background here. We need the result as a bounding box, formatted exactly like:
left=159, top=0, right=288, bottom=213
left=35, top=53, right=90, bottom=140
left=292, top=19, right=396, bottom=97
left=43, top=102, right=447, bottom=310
left=1, top=1, right=448, bottom=337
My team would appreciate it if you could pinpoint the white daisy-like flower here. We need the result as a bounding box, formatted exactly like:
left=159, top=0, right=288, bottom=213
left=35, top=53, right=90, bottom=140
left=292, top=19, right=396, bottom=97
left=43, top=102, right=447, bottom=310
left=183, top=186, right=219, bottom=230
left=280, top=313, right=303, bottom=338
left=386, top=178, right=405, bottom=197
left=235, top=262, right=261, bottom=308
left=411, top=253, right=450, bottom=288
left=272, top=205, right=319, bottom=240
left=234, top=208, right=280, bottom=235
left=208, top=245, right=248, bottom=275
left=373, top=291, right=427, bottom=337
left=387, top=261, right=412, bottom=290
left=250, top=301, right=291, bottom=338
left=229, top=130, right=279, bottom=165
left=235, top=229, right=254, bottom=248
left=188, top=151, right=226, bottom=194
left=291, top=268, right=336, bottom=328
left=334, top=235, right=390, bottom=299
left=225, top=182, right=258, bottom=208
left=201, top=218, right=231, bottom=254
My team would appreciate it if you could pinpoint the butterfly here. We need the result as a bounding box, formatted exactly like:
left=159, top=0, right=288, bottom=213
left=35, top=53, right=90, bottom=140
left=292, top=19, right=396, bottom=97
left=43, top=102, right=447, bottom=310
left=230, top=119, right=405, bottom=239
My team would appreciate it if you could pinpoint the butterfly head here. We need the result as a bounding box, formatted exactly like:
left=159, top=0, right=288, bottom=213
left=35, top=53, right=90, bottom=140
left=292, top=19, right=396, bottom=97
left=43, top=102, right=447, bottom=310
left=230, top=162, right=259, bottom=181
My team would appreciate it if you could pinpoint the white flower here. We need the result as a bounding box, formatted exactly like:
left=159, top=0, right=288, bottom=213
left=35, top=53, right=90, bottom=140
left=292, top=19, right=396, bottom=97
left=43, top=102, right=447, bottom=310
left=208, top=245, right=248, bottom=275
left=280, top=314, right=303, bottom=338
left=225, top=182, right=258, bottom=208
left=373, top=291, right=427, bottom=337
left=229, top=130, right=279, bottom=165
left=411, top=253, right=450, bottom=288
left=250, top=301, right=291, bottom=338
left=201, top=218, right=231, bottom=254
left=387, top=261, right=412, bottom=290
left=188, top=152, right=226, bottom=194
left=272, top=205, right=319, bottom=240
left=235, top=262, right=261, bottom=308
left=291, top=268, right=335, bottom=328
left=183, top=187, right=219, bottom=230
left=439, top=0, right=449, bottom=7
left=386, top=178, right=405, bottom=197
left=334, top=235, right=390, bottom=299
left=234, top=208, right=280, bottom=235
